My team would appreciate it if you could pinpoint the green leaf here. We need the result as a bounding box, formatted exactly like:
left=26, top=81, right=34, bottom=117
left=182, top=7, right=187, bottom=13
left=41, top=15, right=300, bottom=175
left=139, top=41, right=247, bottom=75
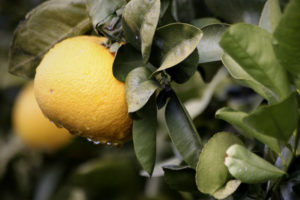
left=113, top=44, right=146, bottom=82
left=244, top=92, right=298, bottom=142
left=165, top=91, right=202, bottom=168
left=8, top=0, right=92, bottom=78
left=154, top=23, right=203, bottom=72
left=197, top=24, right=229, bottom=64
left=221, top=53, right=279, bottom=104
left=163, top=165, right=198, bottom=192
left=166, top=49, right=199, bottom=83
left=220, top=23, right=291, bottom=103
left=122, top=0, right=160, bottom=62
left=212, top=180, right=242, bottom=200
left=196, top=132, right=243, bottom=195
left=86, top=0, right=126, bottom=41
left=215, top=107, right=281, bottom=154
left=258, top=0, right=282, bottom=32
left=205, top=0, right=265, bottom=24
left=225, top=144, right=286, bottom=184
left=191, top=17, right=222, bottom=29
left=273, top=0, right=300, bottom=77
left=125, top=67, right=160, bottom=113
left=133, top=95, right=157, bottom=176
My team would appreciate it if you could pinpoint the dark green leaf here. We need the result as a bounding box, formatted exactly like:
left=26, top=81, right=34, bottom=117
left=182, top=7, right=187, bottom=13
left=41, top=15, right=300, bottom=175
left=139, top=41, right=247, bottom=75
left=8, top=0, right=92, bottom=78
left=205, top=0, right=265, bottom=24
left=86, top=0, right=126, bottom=41
left=220, top=23, right=291, bottom=103
left=273, top=0, right=300, bottom=78
left=215, top=107, right=281, bottom=154
left=196, top=132, right=243, bottom=195
left=166, top=49, right=199, bottom=83
left=197, top=24, right=228, bottom=64
left=154, top=23, right=203, bottom=72
left=244, top=92, right=298, bottom=142
left=212, top=179, right=241, bottom=200
left=163, top=165, right=198, bottom=192
left=171, top=0, right=195, bottom=22
left=122, top=0, right=160, bottom=62
left=258, top=0, right=282, bottom=32
left=133, top=95, right=157, bottom=176
left=225, top=144, right=285, bottom=183
left=113, top=44, right=146, bottom=82
left=125, top=67, right=160, bottom=113
left=191, top=17, right=222, bottom=29
left=165, top=91, right=202, bottom=168
left=221, top=53, right=279, bottom=104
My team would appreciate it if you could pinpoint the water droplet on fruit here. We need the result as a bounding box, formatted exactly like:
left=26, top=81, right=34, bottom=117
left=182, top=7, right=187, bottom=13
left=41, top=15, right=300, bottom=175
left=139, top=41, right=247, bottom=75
left=93, top=141, right=100, bottom=145
left=106, top=142, right=112, bottom=145
left=87, top=138, right=92, bottom=142
left=135, top=35, right=139, bottom=40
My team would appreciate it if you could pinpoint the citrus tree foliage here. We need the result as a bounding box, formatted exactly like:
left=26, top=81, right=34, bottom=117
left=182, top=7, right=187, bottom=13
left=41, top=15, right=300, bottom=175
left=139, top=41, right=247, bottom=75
left=4, top=0, right=300, bottom=199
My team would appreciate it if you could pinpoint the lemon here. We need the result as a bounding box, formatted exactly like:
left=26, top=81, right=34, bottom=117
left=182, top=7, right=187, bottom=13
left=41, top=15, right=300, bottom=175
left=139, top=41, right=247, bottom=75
left=34, top=36, right=132, bottom=145
left=12, top=83, right=73, bottom=150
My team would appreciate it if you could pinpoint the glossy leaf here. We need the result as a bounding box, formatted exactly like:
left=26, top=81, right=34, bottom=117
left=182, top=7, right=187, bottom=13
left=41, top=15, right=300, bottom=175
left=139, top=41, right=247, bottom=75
left=221, top=53, right=279, bottom=104
left=154, top=23, right=202, bottom=72
left=197, top=24, right=228, bottom=64
left=86, top=0, right=126, bottom=40
left=165, top=91, right=202, bottom=168
left=163, top=165, right=198, bottom=192
left=196, top=132, right=243, bottom=195
left=113, top=44, right=147, bottom=82
left=215, top=107, right=281, bottom=154
left=244, top=92, right=298, bottom=142
left=212, top=180, right=242, bottom=200
left=205, top=0, right=265, bottom=24
left=8, top=0, right=92, bottom=78
left=273, top=0, right=300, bottom=77
left=220, top=23, right=291, bottom=103
left=166, top=49, right=199, bottom=83
left=125, top=67, right=160, bottom=113
left=258, top=0, right=281, bottom=32
left=225, top=144, right=285, bottom=183
left=122, top=0, right=160, bottom=62
left=133, top=95, right=157, bottom=176
left=191, top=17, right=221, bottom=29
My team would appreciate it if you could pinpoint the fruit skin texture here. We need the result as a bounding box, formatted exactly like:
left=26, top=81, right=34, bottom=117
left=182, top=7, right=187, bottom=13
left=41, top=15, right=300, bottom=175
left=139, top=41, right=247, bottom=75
left=34, top=36, right=132, bottom=145
left=13, top=83, right=73, bottom=150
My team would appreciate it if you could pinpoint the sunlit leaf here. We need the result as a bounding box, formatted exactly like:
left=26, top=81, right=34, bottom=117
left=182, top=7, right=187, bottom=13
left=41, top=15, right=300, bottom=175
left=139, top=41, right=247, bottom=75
left=220, top=23, right=291, bottom=103
left=8, top=0, right=92, bottom=78
left=165, top=91, right=202, bottom=168
left=273, top=0, right=300, bottom=79
left=212, top=180, right=241, bottom=200
left=215, top=107, right=281, bottom=154
left=244, top=92, right=298, bottom=142
left=196, top=132, right=243, bottom=195
left=125, top=67, right=160, bottom=113
left=122, top=0, right=160, bottom=62
left=225, top=144, right=285, bottom=183
left=191, top=17, right=221, bottom=29
left=133, top=95, right=157, bottom=176
left=154, top=23, right=202, bottom=72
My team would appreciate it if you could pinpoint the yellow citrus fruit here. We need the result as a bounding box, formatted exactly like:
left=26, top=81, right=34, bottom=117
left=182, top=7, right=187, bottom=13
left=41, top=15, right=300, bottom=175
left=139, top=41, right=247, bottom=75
left=12, top=83, right=73, bottom=150
left=34, top=36, right=132, bottom=145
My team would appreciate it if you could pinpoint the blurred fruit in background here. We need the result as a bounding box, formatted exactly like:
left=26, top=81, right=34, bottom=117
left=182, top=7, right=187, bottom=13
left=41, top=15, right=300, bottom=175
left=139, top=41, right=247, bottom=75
left=12, top=82, right=73, bottom=150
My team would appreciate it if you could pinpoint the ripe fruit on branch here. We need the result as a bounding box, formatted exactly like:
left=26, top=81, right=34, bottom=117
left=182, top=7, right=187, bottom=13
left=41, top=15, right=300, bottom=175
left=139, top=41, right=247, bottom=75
left=34, top=36, right=132, bottom=146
